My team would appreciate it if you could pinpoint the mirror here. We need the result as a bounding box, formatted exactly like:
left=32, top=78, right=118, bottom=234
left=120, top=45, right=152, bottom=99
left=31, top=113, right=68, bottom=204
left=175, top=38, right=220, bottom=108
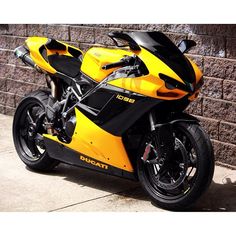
left=178, top=40, right=196, bottom=53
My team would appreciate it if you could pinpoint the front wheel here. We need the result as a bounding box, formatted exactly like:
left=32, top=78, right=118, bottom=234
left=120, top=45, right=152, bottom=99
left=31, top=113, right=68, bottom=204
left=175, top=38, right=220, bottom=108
left=137, top=122, right=215, bottom=211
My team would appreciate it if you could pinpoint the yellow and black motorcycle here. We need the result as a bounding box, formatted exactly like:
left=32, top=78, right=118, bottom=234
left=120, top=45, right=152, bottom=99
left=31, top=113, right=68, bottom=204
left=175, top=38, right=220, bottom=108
left=13, top=31, right=214, bottom=210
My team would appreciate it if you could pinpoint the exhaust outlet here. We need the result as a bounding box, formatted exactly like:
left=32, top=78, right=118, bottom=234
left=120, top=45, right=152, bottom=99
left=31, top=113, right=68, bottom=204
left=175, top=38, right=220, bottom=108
left=14, top=46, right=42, bottom=73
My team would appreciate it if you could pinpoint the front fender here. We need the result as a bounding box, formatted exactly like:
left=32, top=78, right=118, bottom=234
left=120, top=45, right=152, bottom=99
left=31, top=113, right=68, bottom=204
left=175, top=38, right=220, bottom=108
left=155, top=112, right=199, bottom=128
left=169, top=112, right=199, bottom=124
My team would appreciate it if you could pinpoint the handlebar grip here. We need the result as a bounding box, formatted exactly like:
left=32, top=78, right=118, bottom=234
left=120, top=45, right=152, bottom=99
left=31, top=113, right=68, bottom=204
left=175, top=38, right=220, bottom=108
left=102, top=61, right=125, bottom=70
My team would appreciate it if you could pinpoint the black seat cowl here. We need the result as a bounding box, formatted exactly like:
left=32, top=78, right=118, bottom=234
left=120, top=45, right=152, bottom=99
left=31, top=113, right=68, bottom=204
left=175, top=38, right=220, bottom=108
left=45, top=39, right=66, bottom=51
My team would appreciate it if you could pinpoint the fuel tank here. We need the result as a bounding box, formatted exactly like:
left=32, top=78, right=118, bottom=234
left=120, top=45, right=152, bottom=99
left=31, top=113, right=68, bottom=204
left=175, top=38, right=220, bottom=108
left=80, top=47, right=133, bottom=82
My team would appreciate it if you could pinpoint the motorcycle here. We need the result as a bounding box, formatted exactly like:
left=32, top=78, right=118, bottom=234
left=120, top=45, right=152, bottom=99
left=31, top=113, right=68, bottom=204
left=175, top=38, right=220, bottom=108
left=12, top=31, right=214, bottom=210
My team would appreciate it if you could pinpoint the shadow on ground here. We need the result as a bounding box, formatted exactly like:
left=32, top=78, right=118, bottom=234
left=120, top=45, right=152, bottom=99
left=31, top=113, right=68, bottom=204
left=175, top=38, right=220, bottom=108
left=192, top=177, right=236, bottom=212
left=27, top=163, right=236, bottom=211
left=26, top=163, right=149, bottom=202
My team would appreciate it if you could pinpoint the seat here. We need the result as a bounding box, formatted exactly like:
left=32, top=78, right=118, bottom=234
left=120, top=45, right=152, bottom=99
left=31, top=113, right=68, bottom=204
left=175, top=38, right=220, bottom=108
left=44, top=39, right=82, bottom=78
left=48, top=54, right=82, bottom=78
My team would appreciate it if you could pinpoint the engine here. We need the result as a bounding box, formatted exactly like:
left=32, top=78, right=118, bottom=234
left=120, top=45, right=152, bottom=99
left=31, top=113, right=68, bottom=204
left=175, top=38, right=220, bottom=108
left=64, top=115, right=76, bottom=138
left=45, top=85, right=79, bottom=143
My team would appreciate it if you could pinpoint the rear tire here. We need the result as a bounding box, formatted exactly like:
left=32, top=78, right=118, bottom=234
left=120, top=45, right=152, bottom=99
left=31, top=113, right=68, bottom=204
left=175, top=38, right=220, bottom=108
left=13, top=90, right=59, bottom=172
left=137, top=122, right=215, bottom=211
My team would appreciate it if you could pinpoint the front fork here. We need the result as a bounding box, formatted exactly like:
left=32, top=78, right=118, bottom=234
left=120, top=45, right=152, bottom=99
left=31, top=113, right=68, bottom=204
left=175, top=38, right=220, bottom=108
left=141, top=111, right=159, bottom=164
left=149, top=112, right=156, bottom=132
left=142, top=111, right=175, bottom=164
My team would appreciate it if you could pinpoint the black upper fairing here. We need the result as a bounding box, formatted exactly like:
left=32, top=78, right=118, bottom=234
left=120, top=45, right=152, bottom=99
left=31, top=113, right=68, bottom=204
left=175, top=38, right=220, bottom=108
left=127, top=31, right=196, bottom=84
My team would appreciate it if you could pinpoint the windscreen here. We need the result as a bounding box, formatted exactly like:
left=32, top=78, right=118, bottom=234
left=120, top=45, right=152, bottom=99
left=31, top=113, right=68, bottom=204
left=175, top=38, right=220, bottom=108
left=128, top=31, right=196, bottom=84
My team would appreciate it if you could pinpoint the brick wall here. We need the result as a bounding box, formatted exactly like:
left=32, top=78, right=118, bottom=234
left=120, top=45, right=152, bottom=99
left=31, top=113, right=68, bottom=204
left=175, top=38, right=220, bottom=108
left=0, top=24, right=235, bottom=167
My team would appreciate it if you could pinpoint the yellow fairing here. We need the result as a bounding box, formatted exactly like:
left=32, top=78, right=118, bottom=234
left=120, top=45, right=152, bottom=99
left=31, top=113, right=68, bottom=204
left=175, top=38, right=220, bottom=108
left=81, top=46, right=201, bottom=100
left=25, top=37, right=83, bottom=74
left=25, top=37, right=56, bottom=73
left=109, top=47, right=195, bottom=100
left=44, top=108, right=133, bottom=172
left=81, top=47, right=133, bottom=82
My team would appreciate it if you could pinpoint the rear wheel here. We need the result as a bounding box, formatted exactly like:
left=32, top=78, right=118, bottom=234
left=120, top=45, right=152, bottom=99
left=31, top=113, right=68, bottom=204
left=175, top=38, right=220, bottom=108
left=137, top=122, right=215, bottom=211
left=13, top=90, right=59, bottom=171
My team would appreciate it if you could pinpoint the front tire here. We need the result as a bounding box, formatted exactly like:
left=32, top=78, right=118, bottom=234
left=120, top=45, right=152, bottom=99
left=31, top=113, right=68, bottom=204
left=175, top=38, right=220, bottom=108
left=137, top=122, right=215, bottom=211
left=13, top=90, right=59, bottom=171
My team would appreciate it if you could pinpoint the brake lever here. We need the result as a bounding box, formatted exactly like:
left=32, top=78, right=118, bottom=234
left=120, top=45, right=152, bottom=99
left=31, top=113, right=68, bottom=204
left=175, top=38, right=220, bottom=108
left=102, top=55, right=136, bottom=70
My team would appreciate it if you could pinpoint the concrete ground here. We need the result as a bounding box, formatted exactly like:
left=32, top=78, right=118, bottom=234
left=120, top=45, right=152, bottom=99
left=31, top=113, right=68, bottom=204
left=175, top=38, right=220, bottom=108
left=0, top=114, right=235, bottom=212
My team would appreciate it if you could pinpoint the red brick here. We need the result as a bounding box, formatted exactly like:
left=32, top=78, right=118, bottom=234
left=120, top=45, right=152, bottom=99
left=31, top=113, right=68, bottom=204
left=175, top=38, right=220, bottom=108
left=224, top=58, right=236, bottom=81
left=0, top=91, right=6, bottom=105
left=34, top=74, right=47, bottom=86
left=0, top=49, right=12, bottom=64
left=203, top=57, right=225, bottom=78
left=188, top=34, right=225, bottom=57
left=142, top=24, right=168, bottom=31
left=186, top=96, right=202, bottom=116
left=204, top=57, right=236, bottom=81
left=212, top=140, right=236, bottom=166
left=47, top=24, right=69, bottom=41
left=195, top=116, right=220, bottom=140
left=6, top=79, right=38, bottom=96
left=5, top=106, right=15, bottom=116
left=166, top=24, right=192, bottom=34
left=188, top=24, right=236, bottom=37
left=94, top=28, right=115, bottom=46
left=0, top=49, right=26, bottom=66
left=223, top=80, right=236, bottom=102
left=0, top=91, right=15, bottom=107
left=0, top=35, right=26, bottom=50
left=0, top=35, right=14, bottom=49
left=6, top=24, right=27, bottom=37
left=219, top=121, right=236, bottom=145
left=0, top=77, right=6, bottom=91
left=70, top=26, right=95, bottom=43
left=14, top=94, right=24, bottom=107
left=110, top=24, right=168, bottom=31
left=0, top=49, right=27, bottom=66
left=0, top=63, right=15, bottom=78
left=27, top=24, right=47, bottom=37
left=0, top=104, right=5, bottom=113
left=203, top=97, right=236, bottom=123
left=201, top=77, right=222, bottom=99
left=226, top=37, right=236, bottom=59
left=13, top=66, right=37, bottom=83
left=0, top=24, right=8, bottom=34
left=118, top=24, right=144, bottom=30
left=165, top=32, right=187, bottom=45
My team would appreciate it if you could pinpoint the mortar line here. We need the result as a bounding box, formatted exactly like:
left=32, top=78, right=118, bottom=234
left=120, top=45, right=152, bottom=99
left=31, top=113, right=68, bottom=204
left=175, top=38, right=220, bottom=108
left=48, top=186, right=140, bottom=212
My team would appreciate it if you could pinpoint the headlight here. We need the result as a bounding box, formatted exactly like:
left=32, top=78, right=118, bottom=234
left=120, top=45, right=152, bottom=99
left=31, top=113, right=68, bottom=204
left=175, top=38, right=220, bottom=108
left=159, top=73, right=194, bottom=93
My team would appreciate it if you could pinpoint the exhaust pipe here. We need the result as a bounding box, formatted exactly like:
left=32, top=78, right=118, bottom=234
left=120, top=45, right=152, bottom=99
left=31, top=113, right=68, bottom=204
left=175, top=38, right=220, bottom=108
left=14, top=45, right=36, bottom=67
left=15, top=45, right=56, bottom=96
left=14, top=46, right=42, bottom=73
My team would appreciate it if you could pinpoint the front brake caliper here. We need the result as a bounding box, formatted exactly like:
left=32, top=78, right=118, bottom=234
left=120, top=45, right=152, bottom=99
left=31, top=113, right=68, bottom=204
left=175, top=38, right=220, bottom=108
left=141, top=142, right=159, bottom=164
left=141, top=142, right=152, bottom=162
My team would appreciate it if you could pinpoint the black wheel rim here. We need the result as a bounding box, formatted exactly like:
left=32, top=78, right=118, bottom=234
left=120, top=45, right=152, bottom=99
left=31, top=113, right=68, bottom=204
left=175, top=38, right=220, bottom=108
left=142, top=126, right=199, bottom=201
left=16, top=100, right=46, bottom=162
